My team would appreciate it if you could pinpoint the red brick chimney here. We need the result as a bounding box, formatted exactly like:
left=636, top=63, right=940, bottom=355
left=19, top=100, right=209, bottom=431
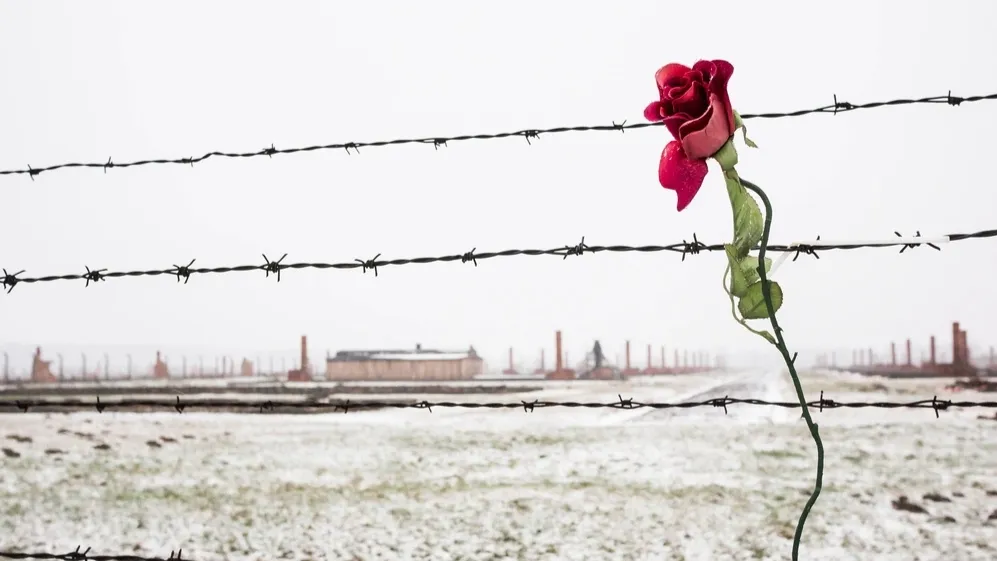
left=153, top=351, right=169, bottom=379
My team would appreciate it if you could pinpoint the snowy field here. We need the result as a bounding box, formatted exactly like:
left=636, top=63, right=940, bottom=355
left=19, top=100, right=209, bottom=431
left=1, top=370, right=996, bottom=561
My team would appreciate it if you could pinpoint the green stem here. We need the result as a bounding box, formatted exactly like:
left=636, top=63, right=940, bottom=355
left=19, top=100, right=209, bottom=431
left=740, top=178, right=824, bottom=561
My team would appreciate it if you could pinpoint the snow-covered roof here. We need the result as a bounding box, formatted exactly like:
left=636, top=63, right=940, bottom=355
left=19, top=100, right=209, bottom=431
left=365, top=352, right=473, bottom=361
left=328, top=347, right=480, bottom=362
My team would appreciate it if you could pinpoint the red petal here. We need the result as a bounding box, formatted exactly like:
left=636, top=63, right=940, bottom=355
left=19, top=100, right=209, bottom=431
left=658, top=141, right=708, bottom=212
left=678, top=95, right=734, bottom=160
left=671, top=81, right=708, bottom=116
left=654, top=63, right=693, bottom=92
left=704, top=60, right=735, bottom=131
left=662, top=113, right=688, bottom=142
left=691, top=60, right=717, bottom=81
left=644, top=101, right=664, bottom=122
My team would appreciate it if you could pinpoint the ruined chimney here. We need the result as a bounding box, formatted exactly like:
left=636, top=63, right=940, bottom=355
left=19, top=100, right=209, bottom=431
left=301, top=335, right=309, bottom=373
left=930, top=336, right=936, bottom=365
left=952, top=322, right=961, bottom=366
left=625, top=341, right=631, bottom=370
left=153, top=351, right=169, bottom=379
left=555, top=331, right=563, bottom=373
left=959, top=329, right=969, bottom=366
left=905, top=339, right=912, bottom=367
left=891, top=342, right=896, bottom=366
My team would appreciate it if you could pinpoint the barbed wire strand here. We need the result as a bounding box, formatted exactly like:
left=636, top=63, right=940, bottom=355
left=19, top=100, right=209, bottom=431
left=2, top=91, right=994, bottom=179
left=1, top=394, right=995, bottom=414
left=0, top=547, right=183, bottom=561
left=2, top=228, right=994, bottom=292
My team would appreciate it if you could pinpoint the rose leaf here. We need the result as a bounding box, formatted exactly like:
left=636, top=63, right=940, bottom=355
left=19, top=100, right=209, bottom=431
left=737, top=280, right=784, bottom=320
left=724, top=171, right=764, bottom=258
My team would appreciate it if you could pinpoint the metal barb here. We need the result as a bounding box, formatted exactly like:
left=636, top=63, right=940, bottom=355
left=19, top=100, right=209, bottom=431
left=681, top=233, right=705, bottom=262
left=262, top=253, right=288, bottom=282
left=356, top=254, right=381, bottom=277
left=67, top=546, right=90, bottom=561
left=1, top=269, right=25, bottom=294
left=172, top=259, right=196, bottom=284
left=83, top=266, right=106, bottom=287
left=793, top=235, right=821, bottom=261
left=562, top=236, right=588, bottom=260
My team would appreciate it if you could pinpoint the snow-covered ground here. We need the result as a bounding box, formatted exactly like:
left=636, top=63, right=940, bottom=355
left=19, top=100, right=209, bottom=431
left=1, top=370, right=995, bottom=561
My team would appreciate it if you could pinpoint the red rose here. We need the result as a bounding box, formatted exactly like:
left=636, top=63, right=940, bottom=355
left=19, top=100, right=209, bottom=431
left=644, top=60, right=737, bottom=211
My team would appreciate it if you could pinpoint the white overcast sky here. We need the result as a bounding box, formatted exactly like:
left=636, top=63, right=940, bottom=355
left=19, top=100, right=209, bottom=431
left=1, top=1, right=996, bottom=375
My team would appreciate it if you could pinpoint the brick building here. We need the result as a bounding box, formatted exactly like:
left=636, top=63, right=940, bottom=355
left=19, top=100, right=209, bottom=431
left=325, top=344, right=483, bottom=381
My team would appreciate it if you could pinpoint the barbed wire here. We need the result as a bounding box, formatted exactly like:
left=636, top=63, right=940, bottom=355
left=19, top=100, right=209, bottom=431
left=2, top=228, right=994, bottom=293
left=2, top=91, right=994, bottom=180
left=2, top=392, right=995, bottom=416
left=0, top=547, right=184, bottom=561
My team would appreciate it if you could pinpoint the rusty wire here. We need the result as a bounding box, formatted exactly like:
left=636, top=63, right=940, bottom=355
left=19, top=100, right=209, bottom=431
left=1, top=392, right=994, bottom=416
left=2, top=91, right=993, bottom=180
left=2, top=228, right=995, bottom=293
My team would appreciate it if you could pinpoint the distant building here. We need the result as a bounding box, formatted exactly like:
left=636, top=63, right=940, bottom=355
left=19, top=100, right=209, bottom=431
left=31, top=347, right=56, bottom=383
left=325, top=344, right=484, bottom=381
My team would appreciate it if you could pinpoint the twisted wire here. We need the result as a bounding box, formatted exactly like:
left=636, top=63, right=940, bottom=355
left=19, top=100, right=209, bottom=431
left=2, top=91, right=993, bottom=179
left=3, top=228, right=994, bottom=292
left=2, top=393, right=993, bottom=416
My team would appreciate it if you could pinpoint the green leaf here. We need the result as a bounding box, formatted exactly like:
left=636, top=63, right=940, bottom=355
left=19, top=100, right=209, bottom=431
left=725, top=245, right=750, bottom=297
left=733, top=111, right=758, bottom=148
left=712, top=137, right=738, bottom=171
left=737, top=280, right=784, bottom=320
left=725, top=245, right=773, bottom=302
left=738, top=255, right=772, bottom=287
left=724, top=171, right=764, bottom=258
